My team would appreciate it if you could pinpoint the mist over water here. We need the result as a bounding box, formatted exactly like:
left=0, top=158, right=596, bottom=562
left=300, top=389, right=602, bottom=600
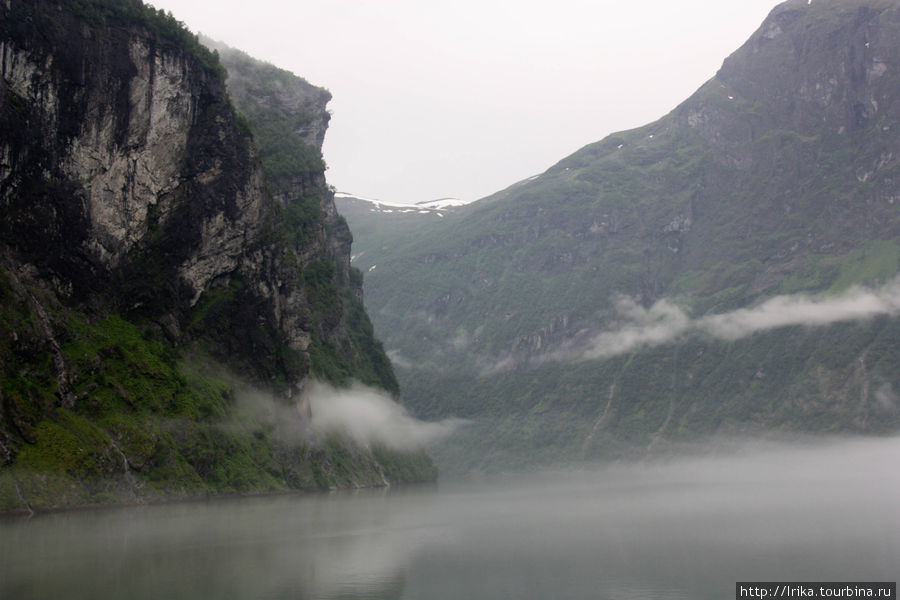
left=2, top=437, right=898, bottom=599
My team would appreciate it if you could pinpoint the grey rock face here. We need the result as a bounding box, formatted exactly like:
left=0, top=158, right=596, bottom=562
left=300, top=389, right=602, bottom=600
left=1, top=12, right=266, bottom=308
left=0, top=0, right=394, bottom=396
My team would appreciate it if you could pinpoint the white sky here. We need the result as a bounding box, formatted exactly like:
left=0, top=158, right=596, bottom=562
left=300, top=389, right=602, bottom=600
left=148, top=0, right=779, bottom=204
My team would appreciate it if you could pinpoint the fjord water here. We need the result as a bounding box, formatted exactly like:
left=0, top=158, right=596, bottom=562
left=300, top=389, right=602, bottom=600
left=2, top=438, right=898, bottom=600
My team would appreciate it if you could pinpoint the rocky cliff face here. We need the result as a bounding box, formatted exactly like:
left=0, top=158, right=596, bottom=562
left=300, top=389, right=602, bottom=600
left=0, top=0, right=428, bottom=512
left=1, top=1, right=266, bottom=319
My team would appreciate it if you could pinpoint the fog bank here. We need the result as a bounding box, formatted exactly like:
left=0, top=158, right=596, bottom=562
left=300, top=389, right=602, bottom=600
left=4, top=436, right=897, bottom=600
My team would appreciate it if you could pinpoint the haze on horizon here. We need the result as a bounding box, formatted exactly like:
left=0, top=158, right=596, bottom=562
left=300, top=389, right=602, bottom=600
left=148, top=0, right=778, bottom=205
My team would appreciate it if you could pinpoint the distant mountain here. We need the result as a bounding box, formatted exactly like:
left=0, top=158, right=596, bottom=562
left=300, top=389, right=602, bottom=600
left=333, top=193, right=473, bottom=265
left=340, top=0, right=900, bottom=474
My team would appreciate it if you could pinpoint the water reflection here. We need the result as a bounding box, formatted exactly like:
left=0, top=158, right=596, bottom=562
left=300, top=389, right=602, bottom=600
left=2, top=437, right=898, bottom=600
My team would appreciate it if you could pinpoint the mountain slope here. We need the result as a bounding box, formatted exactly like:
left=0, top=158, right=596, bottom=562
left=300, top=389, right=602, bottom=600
left=346, top=0, right=900, bottom=473
left=0, top=0, right=432, bottom=513
left=333, top=193, right=469, bottom=266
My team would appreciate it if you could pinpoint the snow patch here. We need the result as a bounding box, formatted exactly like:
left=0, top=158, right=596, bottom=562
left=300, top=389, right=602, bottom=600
left=416, top=197, right=470, bottom=209
left=335, top=191, right=474, bottom=212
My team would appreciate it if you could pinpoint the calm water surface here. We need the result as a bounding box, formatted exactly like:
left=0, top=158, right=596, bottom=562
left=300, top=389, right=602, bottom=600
left=2, top=438, right=898, bottom=599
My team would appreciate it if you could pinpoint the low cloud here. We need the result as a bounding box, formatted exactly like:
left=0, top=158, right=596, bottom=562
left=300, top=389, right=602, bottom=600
left=580, top=277, right=900, bottom=360
left=228, top=387, right=309, bottom=444
left=385, top=349, right=414, bottom=369
left=308, top=382, right=467, bottom=450
left=696, top=278, right=900, bottom=340
left=229, top=382, right=465, bottom=451
left=583, top=296, right=690, bottom=360
left=479, top=355, right=517, bottom=377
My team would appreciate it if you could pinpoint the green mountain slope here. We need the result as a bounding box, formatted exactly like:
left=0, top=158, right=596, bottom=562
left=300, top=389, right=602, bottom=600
left=342, top=0, right=900, bottom=474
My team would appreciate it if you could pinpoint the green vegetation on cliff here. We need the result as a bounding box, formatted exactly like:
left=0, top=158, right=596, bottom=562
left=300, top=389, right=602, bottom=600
left=68, top=0, right=222, bottom=72
left=0, top=0, right=431, bottom=513
left=0, top=266, right=426, bottom=513
left=212, top=42, right=399, bottom=394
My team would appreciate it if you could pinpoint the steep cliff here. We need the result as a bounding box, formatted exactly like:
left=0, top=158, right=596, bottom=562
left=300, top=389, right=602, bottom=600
left=344, top=0, right=900, bottom=473
left=206, top=40, right=398, bottom=394
left=0, top=0, right=432, bottom=513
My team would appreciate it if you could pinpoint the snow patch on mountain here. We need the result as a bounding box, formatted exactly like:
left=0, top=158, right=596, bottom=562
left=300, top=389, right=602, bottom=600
left=335, top=192, right=474, bottom=215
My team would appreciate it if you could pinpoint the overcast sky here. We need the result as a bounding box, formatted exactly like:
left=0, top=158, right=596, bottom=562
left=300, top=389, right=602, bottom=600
left=148, top=0, right=779, bottom=205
